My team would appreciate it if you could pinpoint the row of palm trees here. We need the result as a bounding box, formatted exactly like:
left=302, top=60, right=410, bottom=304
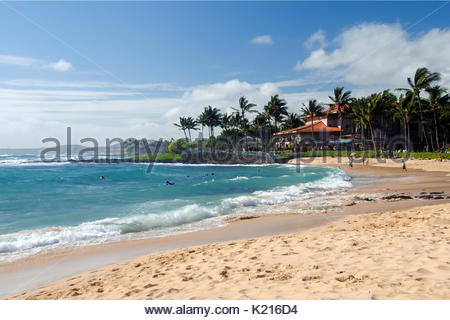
left=174, top=94, right=292, bottom=141
left=173, top=67, right=449, bottom=152
left=350, top=67, right=449, bottom=152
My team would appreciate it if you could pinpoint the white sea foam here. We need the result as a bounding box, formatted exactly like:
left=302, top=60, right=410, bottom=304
left=0, top=158, right=70, bottom=167
left=0, top=223, right=120, bottom=254
left=229, top=176, right=249, bottom=181
left=117, top=204, right=218, bottom=233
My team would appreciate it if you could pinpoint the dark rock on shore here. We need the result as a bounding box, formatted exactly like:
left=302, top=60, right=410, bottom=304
left=382, top=195, right=413, bottom=200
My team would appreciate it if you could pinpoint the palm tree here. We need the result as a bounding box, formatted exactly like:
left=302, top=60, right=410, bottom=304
left=351, top=94, right=381, bottom=152
left=328, top=87, right=352, bottom=139
left=392, top=92, right=415, bottom=152
left=425, top=85, right=450, bottom=151
left=173, top=117, right=189, bottom=141
left=253, top=111, right=270, bottom=125
left=197, top=111, right=209, bottom=139
left=230, top=112, right=243, bottom=129
left=232, top=96, right=257, bottom=130
left=220, top=113, right=233, bottom=130
left=351, top=98, right=368, bottom=138
left=300, top=99, right=324, bottom=140
left=232, top=96, right=257, bottom=149
left=281, top=113, right=304, bottom=131
left=201, top=106, right=221, bottom=138
left=264, top=95, right=288, bottom=131
left=398, top=67, right=441, bottom=151
left=377, top=90, right=398, bottom=143
left=184, top=116, right=198, bottom=142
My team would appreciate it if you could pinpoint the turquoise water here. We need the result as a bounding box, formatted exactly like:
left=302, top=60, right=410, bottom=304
left=0, top=154, right=351, bottom=262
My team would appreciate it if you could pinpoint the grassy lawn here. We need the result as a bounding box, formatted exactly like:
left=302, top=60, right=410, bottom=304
left=129, top=152, right=182, bottom=162
left=275, top=150, right=450, bottom=161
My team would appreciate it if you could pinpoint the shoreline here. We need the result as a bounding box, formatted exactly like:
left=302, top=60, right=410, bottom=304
left=1, top=158, right=450, bottom=298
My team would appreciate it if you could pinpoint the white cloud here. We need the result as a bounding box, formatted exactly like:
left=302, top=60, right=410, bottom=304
left=259, top=82, right=279, bottom=96
left=250, top=35, right=273, bottom=45
left=0, top=79, right=184, bottom=91
left=0, top=55, right=39, bottom=67
left=164, top=107, right=181, bottom=119
left=304, top=29, right=326, bottom=49
left=183, top=79, right=254, bottom=102
left=296, top=23, right=450, bottom=89
left=0, top=54, right=74, bottom=72
left=0, top=88, right=135, bottom=101
left=47, top=59, right=73, bottom=72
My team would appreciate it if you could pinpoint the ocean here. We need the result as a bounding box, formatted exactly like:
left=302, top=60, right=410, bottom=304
left=0, top=154, right=352, bottom=263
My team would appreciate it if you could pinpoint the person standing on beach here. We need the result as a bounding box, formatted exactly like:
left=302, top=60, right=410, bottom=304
left=402, top=160, right=407, bottom=171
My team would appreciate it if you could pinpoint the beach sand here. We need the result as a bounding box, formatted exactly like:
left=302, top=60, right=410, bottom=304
left=288, top=157, right=450, bottom=173
left=4, top=157, right=450, bottom=299
left=10, top=202, right=450, bottom=300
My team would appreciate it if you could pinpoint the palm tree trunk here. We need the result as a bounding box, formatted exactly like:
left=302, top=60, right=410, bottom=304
left=403, top=121, right=408, bottom=152
left=183, top=129, right=188, bottom=141
left=242, top=111, right=248, bottom=151
left=433, top=111, right=440, bottom=151
left=429, top=131, right=435, bottom=152
left=416, top=93, right=429, bottom=151
left=407, top=121, right=411, bottom=152
left=361, top=126, right=366, bottom=152
left=188, top=129, right=192, bottom=142
left=369, top=124, right=377, bottom=152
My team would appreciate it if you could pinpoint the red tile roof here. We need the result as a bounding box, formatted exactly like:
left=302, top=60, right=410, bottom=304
left=274, top=121, right=342, bottom=135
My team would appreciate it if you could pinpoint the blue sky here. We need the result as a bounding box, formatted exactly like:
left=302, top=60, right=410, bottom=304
left=1, top=1, right=450, bottom=147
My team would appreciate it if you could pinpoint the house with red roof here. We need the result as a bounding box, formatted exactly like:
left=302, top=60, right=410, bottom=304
left=274, top=104, right=354, bottom=150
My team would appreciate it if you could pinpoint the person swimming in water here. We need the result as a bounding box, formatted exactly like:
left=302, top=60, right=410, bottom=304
left=99, top=176, right=106, bottom=180
left=165, top=180, right=175, bottom=185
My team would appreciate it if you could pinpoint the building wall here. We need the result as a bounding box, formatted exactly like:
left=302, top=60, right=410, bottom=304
left=327, top=114, right=339, bottom=127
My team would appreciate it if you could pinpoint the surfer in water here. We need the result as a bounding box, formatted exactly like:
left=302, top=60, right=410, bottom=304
left=165, top=180, right=175, bottom=185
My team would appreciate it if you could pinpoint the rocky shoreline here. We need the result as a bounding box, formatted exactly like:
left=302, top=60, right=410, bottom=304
left=343, top=191, right=450, bottom=207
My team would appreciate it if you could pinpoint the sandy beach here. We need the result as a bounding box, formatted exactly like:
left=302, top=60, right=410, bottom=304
left=289, top=157, right=450, bottom=173
left=3, top=158, right=450, bottom=299
left=10, top=202, right=450, bottom=300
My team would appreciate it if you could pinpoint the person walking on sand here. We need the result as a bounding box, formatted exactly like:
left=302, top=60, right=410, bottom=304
left=348, top=156, right=353, bottom=168
left=402, top=160, right=407, bottom=171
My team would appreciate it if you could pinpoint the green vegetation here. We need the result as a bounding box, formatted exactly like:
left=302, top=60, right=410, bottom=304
left=394, top=152, right=450, bottom=160
left=274, top=150, right=450, bottom=162
left=167, top=138, right=198, bottom=154
left=132, top=152, right=182, bottom=162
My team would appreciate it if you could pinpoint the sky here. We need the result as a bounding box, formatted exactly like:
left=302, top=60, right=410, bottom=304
left=0, top=1, right=450, bottom=147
